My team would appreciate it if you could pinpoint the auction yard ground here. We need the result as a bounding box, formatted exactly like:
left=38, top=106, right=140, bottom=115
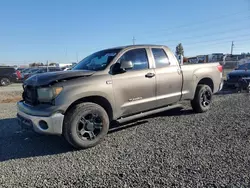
left=0, top=77, right=250, bottom=187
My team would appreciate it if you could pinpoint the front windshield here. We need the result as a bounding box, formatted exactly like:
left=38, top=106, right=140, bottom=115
left=73, top=48, right=122, bottom=71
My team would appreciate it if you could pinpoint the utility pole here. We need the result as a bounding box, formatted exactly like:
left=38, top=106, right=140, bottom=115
left=47, top=60, right=49, bottom=72
left=231, top=41, right=234, bottom=55
left=132, top=36, right=136, bottom=45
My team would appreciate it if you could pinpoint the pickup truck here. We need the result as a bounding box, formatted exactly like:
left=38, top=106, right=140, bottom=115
left=17, top=45, right=223, bottom=149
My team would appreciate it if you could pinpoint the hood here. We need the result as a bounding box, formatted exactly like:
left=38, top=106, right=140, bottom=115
left=24, top=70, right=95, bottom=86
left=228, top=70, right=250, bottom=77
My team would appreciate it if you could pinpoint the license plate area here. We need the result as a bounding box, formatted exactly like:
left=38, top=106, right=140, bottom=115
left=17, top=114, right=33, bottom=130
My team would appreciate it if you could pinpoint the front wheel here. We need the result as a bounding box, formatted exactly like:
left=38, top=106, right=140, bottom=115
left=191, top=84, right=213, bottom=113
left=63, top=102, right=110, bottom=149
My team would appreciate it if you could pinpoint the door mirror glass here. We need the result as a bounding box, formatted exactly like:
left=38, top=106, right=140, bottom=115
left=120, top=60, right=133, bottom=70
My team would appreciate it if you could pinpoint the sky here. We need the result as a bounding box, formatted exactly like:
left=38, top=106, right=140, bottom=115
left=0, top=0, right=250, bottom=65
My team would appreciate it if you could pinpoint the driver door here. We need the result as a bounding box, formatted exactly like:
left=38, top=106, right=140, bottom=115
left=111, top=48, right=157, bottom=117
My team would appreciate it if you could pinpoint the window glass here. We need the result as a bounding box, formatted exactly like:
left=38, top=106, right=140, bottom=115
left=73, top=49, right=121, bottom=71
left=0, top=68, right=15, bottom=73
left=238, top=63, right=250, bottom=70
left=35, top=69, right=46, bottom=73
left=152, top=48, right=170, bottom=68
left=118, top=48, right=149, bottom=70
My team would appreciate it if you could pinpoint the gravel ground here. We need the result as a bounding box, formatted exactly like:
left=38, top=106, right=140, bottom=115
left=0, top=93, right=250, bottom=187
left=0, top=84, right=23, bottom=103
left=0, top=83, right=23, bottom=92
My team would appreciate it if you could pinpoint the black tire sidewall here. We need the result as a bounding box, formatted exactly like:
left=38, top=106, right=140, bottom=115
left=0, top=78, right=10, bottom=86
left=198, top=85, right=212, bottom=111
left=191, top=85, right=213, bottom=113
left=64, top=103, right=109, bottom=149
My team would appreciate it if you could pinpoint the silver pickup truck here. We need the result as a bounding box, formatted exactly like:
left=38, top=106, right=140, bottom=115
left=17, top=45, right=223, bottom=149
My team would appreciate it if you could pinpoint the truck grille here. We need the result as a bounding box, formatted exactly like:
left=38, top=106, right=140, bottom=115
left=23, top=85, right=38, bottom=105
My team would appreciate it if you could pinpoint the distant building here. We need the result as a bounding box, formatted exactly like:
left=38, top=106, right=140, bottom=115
left=56, top=63, right=73, bottom=68
left=188, top=55, right=208, bottom=63
left=208, top=53, right=224, bottom=62
left=197, top=55, right=208, bottom=63
left=187, top=56, right=198, bottom=63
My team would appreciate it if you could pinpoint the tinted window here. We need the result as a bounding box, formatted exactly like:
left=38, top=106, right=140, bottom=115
left=118, top=48, right=149, bottom=70
left=238, top=63, right=250, bottom=70
left=0, top=68, right=15, bottom=74
left=152, top=48, right=170, bottom=68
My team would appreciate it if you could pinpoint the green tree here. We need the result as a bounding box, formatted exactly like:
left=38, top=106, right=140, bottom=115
left=176, top=43, right=184, bottom=56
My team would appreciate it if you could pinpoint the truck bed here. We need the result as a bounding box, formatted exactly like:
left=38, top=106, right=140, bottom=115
left=180, top=62, right=223, bottom=100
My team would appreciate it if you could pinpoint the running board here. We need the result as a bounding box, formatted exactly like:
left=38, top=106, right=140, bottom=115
left=117, top=104, right=183, bottom=124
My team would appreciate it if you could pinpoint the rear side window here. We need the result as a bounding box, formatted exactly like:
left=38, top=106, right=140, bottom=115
left=152, top=48, right=170, bottom=68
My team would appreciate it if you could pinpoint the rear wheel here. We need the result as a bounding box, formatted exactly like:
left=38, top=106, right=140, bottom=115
left=63, top=102, right=109, bottom=149
left=0, top=78, right=11, bottom=86
left=191, top=84, right=213, bottom=113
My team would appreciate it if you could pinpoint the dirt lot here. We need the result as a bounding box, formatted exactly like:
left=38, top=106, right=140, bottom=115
left=0, top=84, right=23, bottom=103
left=0, top=88, right=250, bottom=187
left=0, top=83, right=23, bottom=92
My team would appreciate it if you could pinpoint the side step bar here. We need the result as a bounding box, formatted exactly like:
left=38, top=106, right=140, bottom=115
left=117, top=104, right=183, bottom=124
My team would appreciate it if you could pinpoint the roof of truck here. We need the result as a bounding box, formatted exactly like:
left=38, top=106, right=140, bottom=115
left=107, top=44, right=167, bottom=50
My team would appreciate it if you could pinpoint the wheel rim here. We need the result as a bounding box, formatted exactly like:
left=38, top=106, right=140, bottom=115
left=77, top=113, right=103, bottom=141
left=1, top=78, right=10, bottom=86
left=200, top=89, right=212, bottom=107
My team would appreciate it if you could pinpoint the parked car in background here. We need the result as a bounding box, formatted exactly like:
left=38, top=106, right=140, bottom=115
left=22, top=68, right=40, bottom=80
left=226, top=62, right=250, bottom=89
left=0, top=66, right=21, bottom=86
left=23, top=67, right=62, bottom=80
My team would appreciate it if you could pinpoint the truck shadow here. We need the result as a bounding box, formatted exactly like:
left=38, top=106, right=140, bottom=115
left=109, top=107, right=194, bottom=133
left=0, top=118, right=74, bottom=162
left=0, top=108, right=193, bottom=162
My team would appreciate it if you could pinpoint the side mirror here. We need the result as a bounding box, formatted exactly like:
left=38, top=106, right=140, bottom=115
left=120, top=60, right=133, bottom=70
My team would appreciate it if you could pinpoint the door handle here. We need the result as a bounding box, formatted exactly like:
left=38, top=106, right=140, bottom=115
left=145, top=72, right=155, bottom=78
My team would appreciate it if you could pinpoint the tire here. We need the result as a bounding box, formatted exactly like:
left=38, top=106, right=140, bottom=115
left=63, top=102, right=110, bottom=149
left=0, top=78, right=11, bottom=86
left=191, top=84, right=213, bottom=113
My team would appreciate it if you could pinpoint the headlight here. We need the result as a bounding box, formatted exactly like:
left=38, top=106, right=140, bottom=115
left=37, top=87, right=63, bottom=102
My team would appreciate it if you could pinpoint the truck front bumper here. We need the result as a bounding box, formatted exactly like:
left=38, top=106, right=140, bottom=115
left=17, top=102, right=64, bottom=135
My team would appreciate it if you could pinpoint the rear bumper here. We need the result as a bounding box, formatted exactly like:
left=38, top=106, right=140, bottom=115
left=218, top=80, right=224, bottom=92
left=214, top=79, right=224, bottom=93
left=17, top=101, right=64, bottom=135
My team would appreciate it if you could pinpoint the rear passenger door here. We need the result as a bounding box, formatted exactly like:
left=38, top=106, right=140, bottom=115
left=151, top=48, right=182, bottom=108
left=111, top=48, right=156, bottom=117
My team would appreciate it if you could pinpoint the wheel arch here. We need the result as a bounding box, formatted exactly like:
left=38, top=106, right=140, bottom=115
left=197, top=77, right=214, bottom=92
left=64, top=95, right=114, bottom=121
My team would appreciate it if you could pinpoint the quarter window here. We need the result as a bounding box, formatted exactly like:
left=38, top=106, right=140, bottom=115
left=152, top=48, right=170, bottom=68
